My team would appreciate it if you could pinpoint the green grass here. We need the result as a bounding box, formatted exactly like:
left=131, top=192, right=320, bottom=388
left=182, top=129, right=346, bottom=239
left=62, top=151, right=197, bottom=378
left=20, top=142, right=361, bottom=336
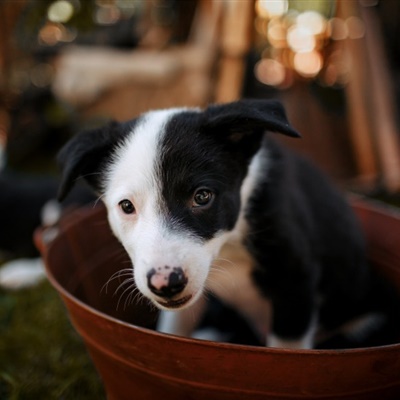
left=0, top=280, right=105, bottom=400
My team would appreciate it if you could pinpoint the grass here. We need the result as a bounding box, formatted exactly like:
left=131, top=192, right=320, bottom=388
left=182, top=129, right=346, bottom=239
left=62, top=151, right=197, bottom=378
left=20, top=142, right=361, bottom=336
left=0, top=280, right=105, bottom=400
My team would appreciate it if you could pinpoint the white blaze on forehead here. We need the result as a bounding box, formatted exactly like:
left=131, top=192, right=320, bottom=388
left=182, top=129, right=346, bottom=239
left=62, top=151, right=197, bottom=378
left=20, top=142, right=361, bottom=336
left=104, top=108, right=186, bottom=210
left=101, top=107, right=223, bottom=309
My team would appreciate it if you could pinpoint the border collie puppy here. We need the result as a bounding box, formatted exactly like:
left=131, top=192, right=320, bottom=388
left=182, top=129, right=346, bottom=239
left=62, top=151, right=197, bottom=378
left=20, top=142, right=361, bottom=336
left=58, top=99, right=378, bottom=349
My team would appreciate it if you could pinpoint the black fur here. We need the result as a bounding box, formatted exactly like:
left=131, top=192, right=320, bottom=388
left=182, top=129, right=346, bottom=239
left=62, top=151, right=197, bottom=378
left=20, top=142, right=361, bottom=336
left=246, top=138, right=370, bottom=339
left=157, top=104, right=297, bottom=239
left=57, top=120, right=135, bottom=201
left=58, top=99, right=398, bottom=347
left=159, top=111, right=242, bottom=239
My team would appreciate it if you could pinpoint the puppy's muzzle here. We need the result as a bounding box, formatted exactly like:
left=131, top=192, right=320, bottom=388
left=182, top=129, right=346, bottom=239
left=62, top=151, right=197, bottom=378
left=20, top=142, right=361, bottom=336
left=146, top=266, right=188, bottom=299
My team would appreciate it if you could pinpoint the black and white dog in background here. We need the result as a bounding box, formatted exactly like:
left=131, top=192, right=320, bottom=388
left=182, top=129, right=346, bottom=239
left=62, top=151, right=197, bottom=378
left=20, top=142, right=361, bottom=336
left=58, top=99, right=395, bottom=349
left=0, top=150, right=94, bottom=290
left=0, top=172, right=94, bottom=289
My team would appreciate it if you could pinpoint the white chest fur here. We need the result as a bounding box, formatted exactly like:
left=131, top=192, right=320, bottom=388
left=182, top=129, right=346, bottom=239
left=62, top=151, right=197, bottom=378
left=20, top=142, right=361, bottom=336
left=206, top=238, right=272, bottom=340
left=204, top=147, right=272, bottom=339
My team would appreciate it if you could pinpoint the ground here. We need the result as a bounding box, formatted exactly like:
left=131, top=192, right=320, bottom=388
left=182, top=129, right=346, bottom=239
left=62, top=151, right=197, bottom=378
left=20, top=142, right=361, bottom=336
left=0, top=280, right=105, bottom=400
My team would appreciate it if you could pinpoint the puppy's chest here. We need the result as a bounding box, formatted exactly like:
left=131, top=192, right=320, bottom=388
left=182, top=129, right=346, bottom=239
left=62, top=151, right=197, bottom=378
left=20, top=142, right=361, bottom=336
left=206, top=239, right=272, bottom=337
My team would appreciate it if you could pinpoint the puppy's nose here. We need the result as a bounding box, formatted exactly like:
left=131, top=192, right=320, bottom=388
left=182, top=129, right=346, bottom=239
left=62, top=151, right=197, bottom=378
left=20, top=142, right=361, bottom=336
left=147, top=266, right=188, bottom=298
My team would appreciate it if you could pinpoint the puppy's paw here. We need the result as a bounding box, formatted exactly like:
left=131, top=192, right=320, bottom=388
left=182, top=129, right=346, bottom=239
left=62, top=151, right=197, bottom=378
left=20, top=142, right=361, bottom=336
left=192, top=327, right=230, bottom=342
left=268, top=334, right=314, bottom=350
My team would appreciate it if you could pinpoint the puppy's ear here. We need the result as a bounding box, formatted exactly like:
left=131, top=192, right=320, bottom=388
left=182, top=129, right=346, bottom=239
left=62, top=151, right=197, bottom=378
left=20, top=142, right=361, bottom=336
left=203, top=99, right=300, bottom=142
left=57, top=121, right=128, bottom=201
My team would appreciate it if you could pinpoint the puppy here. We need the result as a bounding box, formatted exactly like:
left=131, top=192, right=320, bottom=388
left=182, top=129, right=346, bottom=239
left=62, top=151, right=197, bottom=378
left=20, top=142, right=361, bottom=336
left=58, top=99, right=378, bottom=349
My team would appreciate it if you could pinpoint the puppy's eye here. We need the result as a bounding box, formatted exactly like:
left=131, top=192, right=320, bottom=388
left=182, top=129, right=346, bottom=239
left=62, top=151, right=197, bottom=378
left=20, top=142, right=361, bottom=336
left=192, top=188, right=214, bottom=208
left=119, top=199, right=135, bottom=214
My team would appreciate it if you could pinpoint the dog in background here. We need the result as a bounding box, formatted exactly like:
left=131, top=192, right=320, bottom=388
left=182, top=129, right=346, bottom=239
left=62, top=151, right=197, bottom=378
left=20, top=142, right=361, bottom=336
left=0, top=170, right=94, bottom=289
left=0, top=85, right=95, bottom=290
left=58, top=99, right=398, bottom=349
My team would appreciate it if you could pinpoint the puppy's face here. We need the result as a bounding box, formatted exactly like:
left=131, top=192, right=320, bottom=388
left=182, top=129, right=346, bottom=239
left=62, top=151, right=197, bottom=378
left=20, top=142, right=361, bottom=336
left=58, top=100, right=299, bottom=310
left=104, top=109, right=247, bottom=309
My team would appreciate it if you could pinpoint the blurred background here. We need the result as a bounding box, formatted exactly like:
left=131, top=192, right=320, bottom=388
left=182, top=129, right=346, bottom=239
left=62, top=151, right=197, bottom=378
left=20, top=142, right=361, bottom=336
left=1, top=0, right=400, bottom=398
left=2, top=0, right=400, bottom=189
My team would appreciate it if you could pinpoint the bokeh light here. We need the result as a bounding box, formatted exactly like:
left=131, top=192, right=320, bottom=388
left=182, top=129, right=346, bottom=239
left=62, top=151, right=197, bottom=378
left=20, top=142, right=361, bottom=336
left=95, top=4, right=121, bottom=25
left=287, top=25, right=316, bottom=53
left=39, top=23, right=65, bottom=46
left=47, top=0, right=75, bottom=23
left=329, top=17, right=348, bottom=40
left=256, top=0, right=289, bottom=19
left=297, top=11, right=327, bottom=35
left=254, top=0, right=361, bottom=87
left=255, top=58, right=286, bottom=87
left=293, top=51, right=323, bottom=77
left=346, top=16, right=365, bottom=39
left=267, top=19, right=287, bottom=49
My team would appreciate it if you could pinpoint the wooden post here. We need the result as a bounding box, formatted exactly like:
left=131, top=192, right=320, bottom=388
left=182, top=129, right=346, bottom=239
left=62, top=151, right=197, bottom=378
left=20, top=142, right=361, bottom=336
left=341, top=0, right=400, bottom=192
left=361, top=5, right=400, bottom=192
left=340, top=0, right=379, bottom=187
left=214, top=0, right=255, bottom=103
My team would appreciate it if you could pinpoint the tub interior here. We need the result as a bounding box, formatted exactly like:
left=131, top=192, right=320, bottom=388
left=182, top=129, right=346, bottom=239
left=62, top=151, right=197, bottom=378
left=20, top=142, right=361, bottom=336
left=43, top=200, right=400, bottom=348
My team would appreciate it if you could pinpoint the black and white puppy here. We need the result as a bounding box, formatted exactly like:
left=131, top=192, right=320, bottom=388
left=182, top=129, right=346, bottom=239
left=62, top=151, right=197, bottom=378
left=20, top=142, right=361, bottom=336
left=58, top=99, right=375, bottom=349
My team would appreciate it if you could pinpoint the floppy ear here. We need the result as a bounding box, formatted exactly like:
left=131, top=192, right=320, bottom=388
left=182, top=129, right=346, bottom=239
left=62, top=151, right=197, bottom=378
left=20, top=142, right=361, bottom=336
left=202, top=99, right=300, bottom=154
left=57, top=121, right=129, bottom=201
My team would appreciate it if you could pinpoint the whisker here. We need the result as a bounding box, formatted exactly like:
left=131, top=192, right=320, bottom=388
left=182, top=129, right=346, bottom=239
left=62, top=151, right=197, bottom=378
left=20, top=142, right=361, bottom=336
left=117, top=282, right=137, bottom=310
left=114, top=277, right=135, bottom=297
left=207, top=268, right=234, bottom=286
left=131, top=289, right=145, bottom=306
left=148, top=301, right=159, bottom=314
left=206, top=277, right=231, bottom=299
left=124, top=286, right=141, bottom=309
left=209, top=264, right=235, bottom=284
left=207, top=262, right=237, bottom=297
left=107, top=268, right=133, bottom=281
left=101, top=268, right=133, bottom=294
left=201, top=289, right=213, bottom=305
left=94, top=193, right=105, bottom=208
left=213, top=256, right=236, bottom=268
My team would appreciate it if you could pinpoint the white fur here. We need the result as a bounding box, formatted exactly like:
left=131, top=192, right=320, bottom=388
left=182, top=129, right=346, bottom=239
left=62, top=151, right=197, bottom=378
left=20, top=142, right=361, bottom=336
left=268, top=315, right=318, bottom=350
left=157, top=296, right=207, bottom=336
left=268, top=334, right=313, bottom=350
left=104, top=109, right=228, bottom=311
left=208, top=241, right=272, bottom=341
left=341, top=313, right=386, bottom=341
left=103, top=113, right=278, bottom=342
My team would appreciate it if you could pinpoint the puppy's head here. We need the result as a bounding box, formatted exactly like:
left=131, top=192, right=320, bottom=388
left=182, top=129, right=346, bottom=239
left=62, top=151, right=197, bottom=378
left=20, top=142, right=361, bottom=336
left=58, top=99, right=299, bottom=310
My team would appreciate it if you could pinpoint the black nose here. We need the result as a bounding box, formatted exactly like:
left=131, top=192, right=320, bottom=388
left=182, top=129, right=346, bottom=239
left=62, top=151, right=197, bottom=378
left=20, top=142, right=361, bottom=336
left=147, top=266, right=188, bottom=298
